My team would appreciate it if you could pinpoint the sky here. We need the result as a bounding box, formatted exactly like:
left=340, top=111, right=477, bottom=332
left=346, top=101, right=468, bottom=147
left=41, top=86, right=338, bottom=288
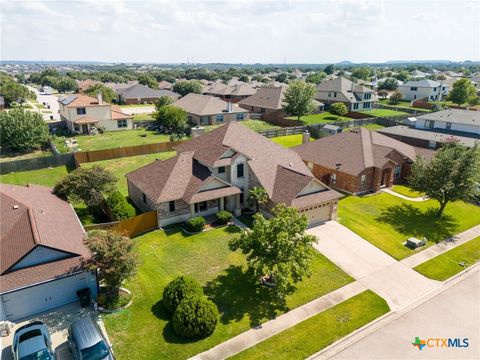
left=1, top=0, right=479, bottom=63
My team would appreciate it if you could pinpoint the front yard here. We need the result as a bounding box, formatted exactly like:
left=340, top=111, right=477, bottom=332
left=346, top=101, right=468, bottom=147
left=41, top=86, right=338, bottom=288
left=391, top=185, right=424, bottom=198
left=52, top=129, right=173, bottom=153
left=103, top=227, right=353, bottom=360
left=338, top=192, right=480, bottom=260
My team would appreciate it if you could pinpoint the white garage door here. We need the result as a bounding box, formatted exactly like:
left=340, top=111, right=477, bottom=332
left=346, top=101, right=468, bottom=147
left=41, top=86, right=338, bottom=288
left=303, top=204, right=331, bottom=226
left=1, top=273, right=89, bottom=322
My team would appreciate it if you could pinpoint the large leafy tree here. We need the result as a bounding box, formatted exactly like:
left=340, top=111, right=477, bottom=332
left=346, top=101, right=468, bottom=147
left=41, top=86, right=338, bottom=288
left=0, top=109, right=49, bottom=152
left=53, top=166, right=117, bottom=208
left=84, top=84, right=116, bottom=103
left=172, top=80, right=203, bottom=96
left=247, top=186, right=268, bottom=213
left=409, top=143, right=480, bottom=217
left=389, top=90, right=403, bottom=104
left=282, top=80, right=317, bottom=120
left=138, top=74, right=158, bottom=89
left=351, top=67, right=371, bottom=81
left=57, top=77, right=78, bottom=93
left=154, top=105, right=188, bottom=140
left=378, top=78, right=398, bottom=91
left=0, top=78, right=32, bottom=107
left=85, top=230, right=137, bottom=298
left=229, top=205, right=317, bottom=301
left=306, top=72, right=327, bottom=85
left=154, top=95, right=173, bottom=110
left=448, top=78, right=477, bottom=106
left=323, top=64, right=335, bottom=75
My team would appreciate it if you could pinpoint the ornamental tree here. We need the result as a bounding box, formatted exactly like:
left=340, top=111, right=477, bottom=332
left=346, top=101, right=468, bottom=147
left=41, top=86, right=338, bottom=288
left=154, top=105, right=188, bottom=140
left=282, top=80, right=317, bottom=121
left=247, top=186, right=268, bottom=213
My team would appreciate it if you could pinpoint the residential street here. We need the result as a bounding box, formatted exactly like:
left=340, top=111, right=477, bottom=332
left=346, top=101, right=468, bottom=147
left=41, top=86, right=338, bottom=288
left=324, top=267, right=480, bottom=360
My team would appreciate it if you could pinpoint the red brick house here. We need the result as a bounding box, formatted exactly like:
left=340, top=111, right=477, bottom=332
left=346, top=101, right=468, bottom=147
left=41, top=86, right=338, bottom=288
left=293, top=128, right=434, bottom=194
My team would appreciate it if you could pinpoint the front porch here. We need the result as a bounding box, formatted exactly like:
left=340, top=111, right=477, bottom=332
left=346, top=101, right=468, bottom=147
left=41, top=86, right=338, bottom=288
left=188, top=194, right=242, bottom=218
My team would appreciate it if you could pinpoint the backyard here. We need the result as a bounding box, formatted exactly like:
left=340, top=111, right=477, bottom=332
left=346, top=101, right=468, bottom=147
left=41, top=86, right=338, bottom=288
left=338, top=192, right=480, bottom=260
left=378, top=99, right=431, bottom=112
left=0, top=165, right=68, bottom=187
left=271, top=134, right=313, bottom=148
left=52, top=128, right=173, bottom=153
left=102, top=226, right=353, bottom=360
left=287, top=112, right=352, bottom=125
left=231, top=290, right=389, bottom=360
left=359, top=108, right=408, bottom=117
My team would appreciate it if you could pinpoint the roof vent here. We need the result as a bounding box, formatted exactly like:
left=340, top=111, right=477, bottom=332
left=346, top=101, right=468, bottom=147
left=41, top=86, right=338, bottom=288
left=335, top=162, right=342, bottom=170
left=289, top=163, right=293, bottom=167
left=13, top=205, right=19, bottom=210
left=40, top=209, right=45, bottom=214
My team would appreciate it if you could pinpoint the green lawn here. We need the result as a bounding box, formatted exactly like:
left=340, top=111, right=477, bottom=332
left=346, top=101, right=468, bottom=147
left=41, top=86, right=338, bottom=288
left=338, top=193, right=480, bottom=260
left=271, top=134, right=314, bottom=148
left=103, top=227, right=353, bottom=360
left=414, top=237, right=480, bottom=280
left=287, top=113, right=353, bottom=125
left=240, top=119, right=282, bottom=132
left=360, top=123, right=385, bottom=131
left=359, top=109, right=408, bottom=117
left=133, top=113, right=154, bottom=121
left=378, top=99, right=430, bottom=112
left=0, top=166, right=68, bottom=187
left=82, top=151, right=176, bottom=196
left=0, top=149, right=52, bottom=163
left=391, top=185, right=423, bottom=198
left=231, top=290, right=389, bottom=360
left=52, top=129, right=172, bottom=153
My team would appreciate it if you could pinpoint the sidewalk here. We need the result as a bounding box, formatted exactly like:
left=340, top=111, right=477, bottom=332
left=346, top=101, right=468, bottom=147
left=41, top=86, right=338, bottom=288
left=401, top=224, right=480, bottom=268
left=381, top=188, right=427, bottom=202
left=189, top=281, right=366, bottom=360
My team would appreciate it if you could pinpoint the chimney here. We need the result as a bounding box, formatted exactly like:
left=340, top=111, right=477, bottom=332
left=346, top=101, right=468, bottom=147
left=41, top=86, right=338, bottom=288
left=192, top=126, right=205, bottom=139
left=302, top=130, right=311, bottom=144
left=97, top=92, right=103, bottom=105
left=227, top=101, right=232, bottom=113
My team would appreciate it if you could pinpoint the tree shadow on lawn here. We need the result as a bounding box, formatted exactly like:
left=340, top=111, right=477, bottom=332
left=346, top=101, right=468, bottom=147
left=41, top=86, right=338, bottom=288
left=375, top=203, right=458, bottom=243
left=204, top=265, right=293, bottom=328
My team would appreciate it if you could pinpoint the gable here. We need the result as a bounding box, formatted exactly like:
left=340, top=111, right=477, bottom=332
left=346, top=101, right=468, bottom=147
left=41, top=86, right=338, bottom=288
left=10, top=246, right=72, bottom=272
left=220, top=149, right=236, bottom=159
left=198, top=177, right=229, bottom=192
left=297, top=179, right=328, bottom=197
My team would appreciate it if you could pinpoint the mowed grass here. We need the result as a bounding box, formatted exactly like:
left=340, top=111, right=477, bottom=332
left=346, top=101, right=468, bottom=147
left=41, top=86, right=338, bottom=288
left=271, top=134, right=315, bottom=148
left=338, top=193, right=480, bottom=260
left=103, top=227, right=353, bottom=360
left=0, top=166, right=68, bottom=187
left=82, top=151, right=176, bottom=196
left=360, top=123, right=385, bottom=131
left=231, top=290, right=389, bottom=360
left=133, top=113, right=154, bottom=121
left=0, top=149, right=52, bottom=163
left=53, top=129, right=172, bottom=153
left=359, top=108, right=408, bottom=117
left=414, top=237, right=480, bottom=280
left=240, top=119, right=282, bottom=131
left=392, top=185, right=424, bottom=198
left=287, top=112, right=353, bottom=125
left=378, top=99, right=431, bottom=112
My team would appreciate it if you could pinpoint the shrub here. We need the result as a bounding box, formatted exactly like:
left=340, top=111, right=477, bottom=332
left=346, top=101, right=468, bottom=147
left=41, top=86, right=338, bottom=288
left=162, top=276, right=204, bottom=313
left=389, top=91, right=403, bottom=105
left=328, top=102, right=348, bottom=117
left=185, top=216, right=205, bottom=232
left=172, top=296, right=219, bottom=338
left=106, top=191, right=135, bottom=220
left=216, top=210, right=233, bottom=225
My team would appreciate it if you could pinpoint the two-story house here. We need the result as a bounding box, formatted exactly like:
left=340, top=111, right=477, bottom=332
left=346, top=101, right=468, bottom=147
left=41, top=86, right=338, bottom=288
left=126, top=122, right=342, bottom=227
left=315, top=77, right=377, bottom=111
left=173, top=93, right=249, bottom=126
left=0, top=184, right=98, bottom=322
left=397, top=79, right=449, bottom=101
left=58, top=93, right=133, bottom=134
left=202, top=83, right=257, bottom=103
left=415, top=109, right=480, bottom=136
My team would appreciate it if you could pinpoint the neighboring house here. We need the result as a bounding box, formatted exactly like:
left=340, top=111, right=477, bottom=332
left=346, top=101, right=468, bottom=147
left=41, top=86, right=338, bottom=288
left=315, top=77, right=378, bottom=111
left=238, top=86, right=285, bottom=114
left=368, top=77, right=403, bottom=88
left=158, top=80, right=173, bottom=90
left=126, top=122, right=342, bottom=227
left=116, top=83, right=180, bottom=105
left=294, top=128, right=433, bottom=194
left=397, top=79, right=449, bottom=101
left=415, top=109, right=480, bottom=136
left=104, top=80, right=138, bottom=93
left=203, top=83, right=257, bottom=103
left=0, top=184, right=98, bottom=322
left=76, top=79, right=101, bottom=93
left=58, top=94, right=133, bottom=134
left=172, top=93, right=249, bottom=126
left=410, top=70, right=428, bottom=79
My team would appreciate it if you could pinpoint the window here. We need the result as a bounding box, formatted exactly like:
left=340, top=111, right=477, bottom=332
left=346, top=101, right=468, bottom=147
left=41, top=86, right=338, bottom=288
left=236, top=113, right=244, bottom=120
left=328, top=92, right=331, bottom=97
left=260, top=107, right=266, bottom=113
left=394, top=165, right=401, bottom=179
left=239, top=193, right=244, bottom=204
left=353, top=103, right=359, bottom=110
left=331, top=173, right=336, bottom=186
left=364, top=93, right=371, bottom=100
left=360, top=174, right=367, bottom=186
left=446, top=122, right=452, bottom=130
left=410, top=87, right=418, bottom=91
left=76, top=107, right=86, bottom=115
left=218, top=166, right=225, bottom=174
left=194, top=201, right=207, bottom=213
left=333, top=92, right=337, bottom=98
left=237, top=163, right=244, bottom=178
left=117, top=119, right=128, bottom=128
left=428, top=140, right=436, bottom=148
left=142, top=193, right=147, bottom=204
left=169, top=201, right=175, bottom=212
left=216, top=114, right=224, bottom=123
left=363, top=102, right=371, bottom=109
left=425, top=120, right=434, bottom=129
left=442, top=86, right=446, bottom=91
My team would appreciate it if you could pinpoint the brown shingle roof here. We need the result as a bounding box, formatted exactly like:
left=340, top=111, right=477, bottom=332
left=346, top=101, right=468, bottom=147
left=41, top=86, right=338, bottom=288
left=173, top=93, right=248, bottom=116
left=294, top=128, right=418, bottom=176
left=316, top=77, right=378, bottom=103
left=73, top=116, right=99, bottom=124
left=60, top=94, right=108, bottom=108
left=238, top=86, right=285, bottom=110
left=111, top=105, right=133, bottom=120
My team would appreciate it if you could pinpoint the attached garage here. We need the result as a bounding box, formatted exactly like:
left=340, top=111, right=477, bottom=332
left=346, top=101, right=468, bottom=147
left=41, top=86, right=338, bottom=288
left=1, top=271, right=97, bottom=322
left=301, top=203, right=332, bottom=226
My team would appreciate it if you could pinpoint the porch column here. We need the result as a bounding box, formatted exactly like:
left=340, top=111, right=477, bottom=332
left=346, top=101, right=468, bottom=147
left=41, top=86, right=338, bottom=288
left=219, top=197, right=225, bottom=211
left=234, top=194, right=241, bottom=216
left=190, top=204, right=195, bottom=216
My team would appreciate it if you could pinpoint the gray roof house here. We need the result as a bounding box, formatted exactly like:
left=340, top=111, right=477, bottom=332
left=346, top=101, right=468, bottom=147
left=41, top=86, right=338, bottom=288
left=117, top=84, right=180, bottom=104
left=415, top=109, right=480, bottom=136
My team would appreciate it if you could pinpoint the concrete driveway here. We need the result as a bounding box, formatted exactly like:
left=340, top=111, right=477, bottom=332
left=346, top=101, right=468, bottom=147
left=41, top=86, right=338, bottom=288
left=0, top=303, right=106, bottom=360
left=307, top=221, right=440, bottom=310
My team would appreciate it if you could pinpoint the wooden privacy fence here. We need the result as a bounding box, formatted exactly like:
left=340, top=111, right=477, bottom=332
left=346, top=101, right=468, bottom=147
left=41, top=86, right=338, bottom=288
left=0, top=153, right=74, bottom=175
left=258, top=126, right=307, bottom=138
left=73, top=140, right=185, bottom=164
left=84, top=210, right=158, bottom=238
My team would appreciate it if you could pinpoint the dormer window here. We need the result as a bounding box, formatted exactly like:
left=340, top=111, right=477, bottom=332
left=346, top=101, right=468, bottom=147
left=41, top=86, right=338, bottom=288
left=218, top=166, right=225, bottom=174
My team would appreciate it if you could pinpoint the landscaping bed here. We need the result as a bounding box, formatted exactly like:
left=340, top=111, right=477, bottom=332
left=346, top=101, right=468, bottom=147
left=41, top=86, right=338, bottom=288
left=102, top=227, right=353, bottom=360
left=338, top=193, right=480, bottom=260
left=413, top=236, right=480, bottom=280
left=230, top=290, right=389, bottom=360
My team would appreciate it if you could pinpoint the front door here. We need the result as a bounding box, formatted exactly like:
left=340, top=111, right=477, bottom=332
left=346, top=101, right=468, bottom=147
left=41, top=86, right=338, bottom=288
left=81, top=124, right=89, bottom=134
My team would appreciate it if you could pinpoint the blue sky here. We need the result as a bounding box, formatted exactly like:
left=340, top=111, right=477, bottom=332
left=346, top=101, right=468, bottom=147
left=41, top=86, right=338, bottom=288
left=1, top=0, right=479, bottom=63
